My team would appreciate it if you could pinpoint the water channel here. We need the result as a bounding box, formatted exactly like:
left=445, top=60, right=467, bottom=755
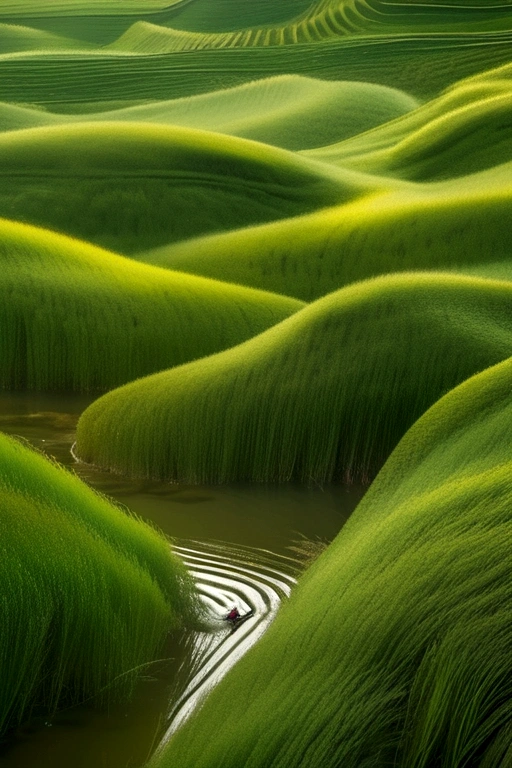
left=0, top=391, right=365, bottom=768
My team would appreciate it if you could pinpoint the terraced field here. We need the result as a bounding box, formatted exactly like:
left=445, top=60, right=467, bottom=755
left=1, top=1, right=511, bottom=767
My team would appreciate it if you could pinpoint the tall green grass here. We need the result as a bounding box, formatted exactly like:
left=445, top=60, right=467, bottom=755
left=139, top=160, right=512, bottom=301
left=0, top=217, right=303, bottom=391
left=0, top=121, right=346, bottom=251
left=0, top=430, right=201, bottom=737
left=148, top=355, right=512, bottom=768
left=75, top=272, right=512, bottom=484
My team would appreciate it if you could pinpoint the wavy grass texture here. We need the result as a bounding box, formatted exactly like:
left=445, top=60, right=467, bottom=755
left=307, top=65, right=512, bottom=179
left=110, top=0, right=512, bottom=54
left=75, top=272, right=512, bottom=484
left=0, top=430, right=201, bottom=736
left=1, top=33, right=511, bottom=109
left=0, top=23, right=91, bottom=54
left=0, top=121, right=347, bottom=251
left=139, top=160, right=512, bottom=301
left=0, top=218, right=303, bottom=391
left=147, top=355, right=512, bottom=768
left=0, top=75, right=419, bottom=151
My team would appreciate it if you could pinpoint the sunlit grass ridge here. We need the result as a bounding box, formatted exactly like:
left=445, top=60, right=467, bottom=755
left=0, top=431, right=200, bottom=736
left=148, top=356, right=512, bottom=768
left=76, top=272, right=512, bottom=484
left=0, top=218, right=303, bottom=391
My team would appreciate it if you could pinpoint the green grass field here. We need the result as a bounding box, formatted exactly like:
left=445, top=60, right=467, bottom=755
left=0, top=75, right=420, bottom=151
left=0, top=121, right=348, bottom=252
left=0, top=430, right=201, bottom=737
left=0, top=217, right=302, bottom=391
left=0, top=0, right=511, bottom=761
left=75, top=272, right=512, bottom=484
left=147, top=355, right=512, bottom=768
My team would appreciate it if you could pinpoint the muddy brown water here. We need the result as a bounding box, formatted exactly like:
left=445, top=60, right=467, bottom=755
left=0, top=392, right=365, bottom=768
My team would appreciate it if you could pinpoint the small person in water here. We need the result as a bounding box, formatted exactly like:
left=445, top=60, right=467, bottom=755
left=227, top=606, right=240, bottom=622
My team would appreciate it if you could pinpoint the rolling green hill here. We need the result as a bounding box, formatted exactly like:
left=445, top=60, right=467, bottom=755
left=307, top=62, right=512, bottom=178
left=0, top=75, right=419, bottom=152
left=75, top=272, right=512, bottom=484
left=0, top=22, right=91, bottom=54
left=147, top=354, right=512, bottom=768
left=0, top=218, right=303, bottom=392
left=0, top=430, right=200, bottom=737
left=139, top=160, right=512, bottom=301
left=0, top=121, right=348, bottom=252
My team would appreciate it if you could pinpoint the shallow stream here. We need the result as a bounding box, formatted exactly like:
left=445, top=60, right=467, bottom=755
left=0, top=392, right=364, bottom=768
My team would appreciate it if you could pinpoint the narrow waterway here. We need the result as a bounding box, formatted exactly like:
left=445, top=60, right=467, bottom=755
left=0, top=392, right=365, bottom=768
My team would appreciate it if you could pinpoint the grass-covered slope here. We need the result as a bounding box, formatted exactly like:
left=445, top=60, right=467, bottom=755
left=1, top=33, right=510, bottom=108
left=139, top=160, right=512, bottom=301
left=148, top=355, right=512, bottom=768
left=0, top=218, right=303, bottom=392
left=75, top=272, right=512, bottom=484
left=0, top=121, right=346, bottom=252
left=0, top=76, right=419, bottom=152
left=111, top=0, right=512, bottom=53
left=0, top=430, right=200, bottom=737
left=0, top=23, right=90, bottom=54
left=308, top=63, right=512, bottom=179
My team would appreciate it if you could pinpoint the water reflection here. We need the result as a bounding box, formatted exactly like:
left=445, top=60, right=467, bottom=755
left=0, top=391, right=365, bottom=768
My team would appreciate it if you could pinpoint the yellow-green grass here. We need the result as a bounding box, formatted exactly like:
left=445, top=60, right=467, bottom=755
left=0, top=23, right=92, bottom=54
left=159, top=0, right=313, bottom=34
left=306, top=62, right=512, bottom=171
left=307, top=73, right=512, bottom=180
left=110, top=0, right=512, bottom=54
left=1, top=34, right=511, bottom=108
left=0, top=121, right=347, bottom=252
left=147, top=355, right=512, bottom=768
left=75, top=272, right=512, bottom=485
left=138, top=161, right=512, bottom=301
left=0, top=76, right=419, bottom=152
left=0, top=430, right=201, bottom=736
left=0, top=218, right=303, bottom=392
left=0, top=1, right=188, bottom=46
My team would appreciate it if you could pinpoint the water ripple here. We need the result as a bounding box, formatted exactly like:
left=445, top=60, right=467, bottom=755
left=157, top=539, right=300, bottom=749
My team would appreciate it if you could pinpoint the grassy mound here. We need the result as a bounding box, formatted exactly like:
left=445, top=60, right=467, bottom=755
left=139, top=161, right=512, bottom=301
left=306, top=63, right=512, bottom=169
left=0, top=429, right=200, bottom=737
left=147, top=355, right=512, bottom=768
left=0, top=218, right=303, bottom=392
left=308, top=68, right=512, bottom=179
left=0, top=76, right=419, bottom=152
left=0, top=121, right=346, bottom=251
left=75, top=272, right=512, bottom=484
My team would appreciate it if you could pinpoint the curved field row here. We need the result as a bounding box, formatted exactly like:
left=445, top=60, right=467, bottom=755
left=0, top=76, right=419, bottom=152
left=75, top=272, right=512, bottom=484
left=139, top=161, right=512, bottom=301
left=109, top=0, right=512, bottom=54
left=0, top=121, right=347, bottom=252
left=1, top=33, right=511, bottom=107
left=147, top=356, right=512, bottom=768
left=0, top=218, right=302, bottom=392
left=0, top=430, right=200, bottom=737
